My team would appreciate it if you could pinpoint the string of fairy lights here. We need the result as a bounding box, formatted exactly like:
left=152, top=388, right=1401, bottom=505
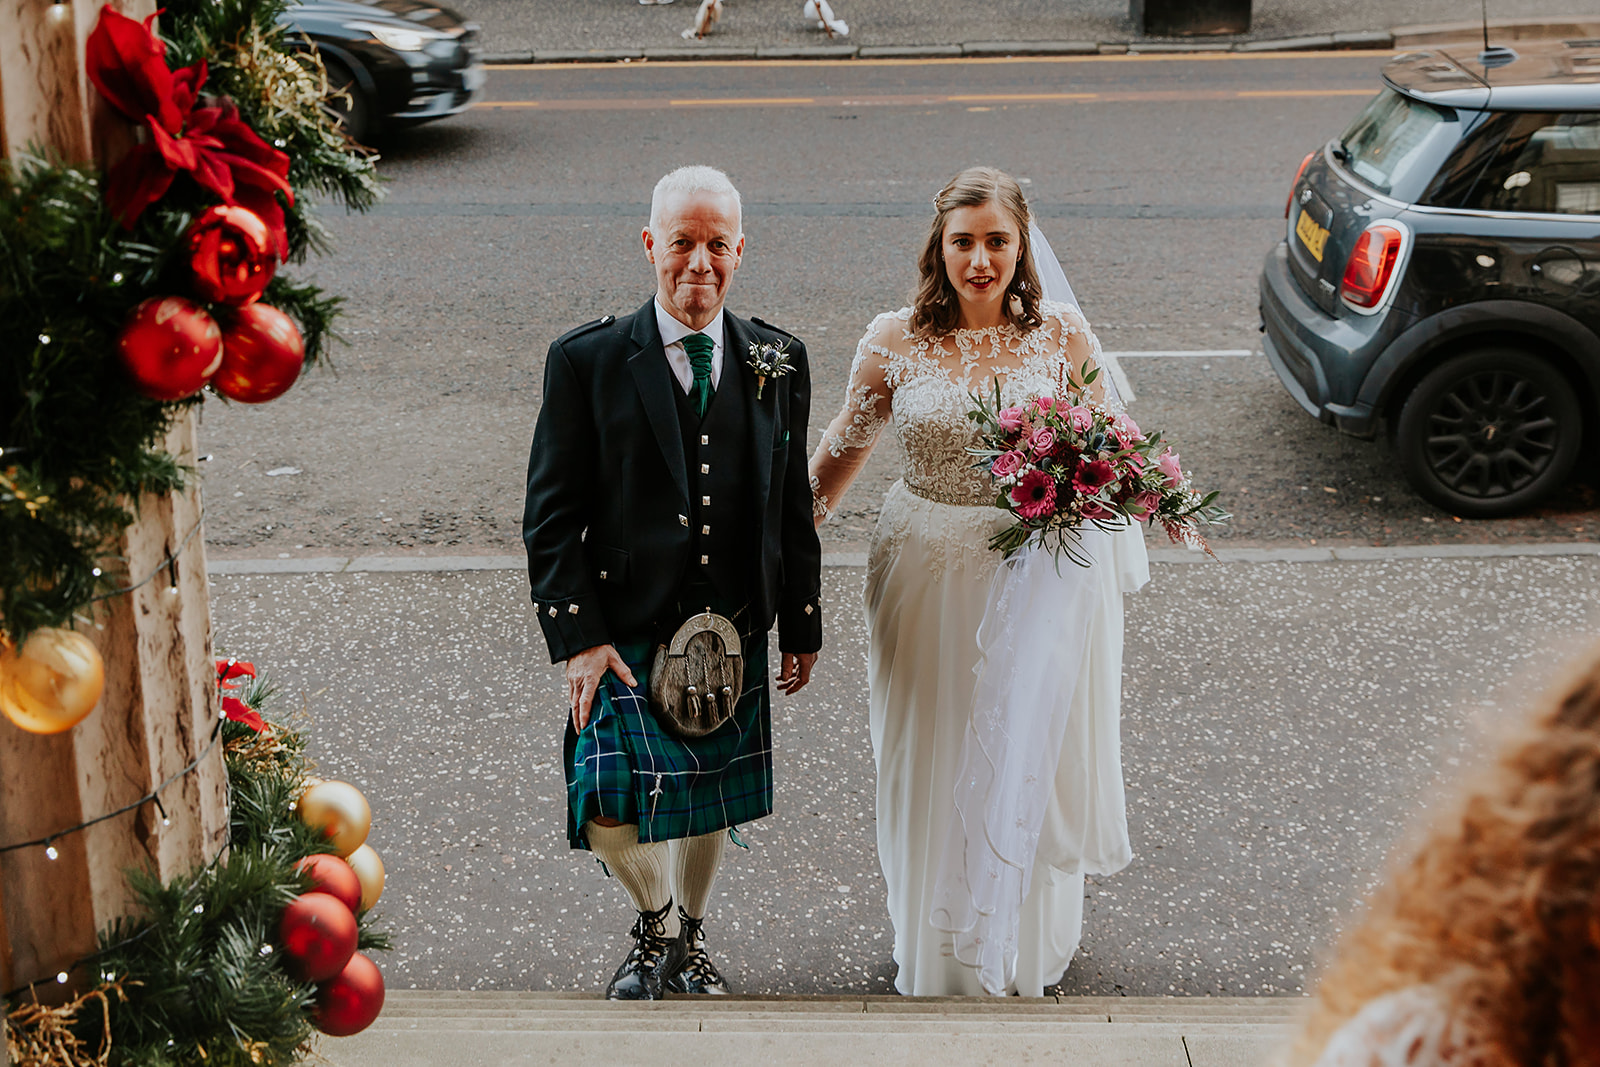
left=0, top=523, right=220, bottom=868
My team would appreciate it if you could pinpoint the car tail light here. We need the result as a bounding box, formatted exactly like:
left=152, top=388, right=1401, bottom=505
left=1285, top=152, right=1314, bottom=218
left=1341, top=223, right=1406, bottom=310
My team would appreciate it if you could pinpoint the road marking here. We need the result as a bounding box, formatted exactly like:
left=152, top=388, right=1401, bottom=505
left=209, top=541, right=1600, bottom=575
left=947, top=92, right=1099, bottom=102
left=1235, top=88, right=1376, bottom=97
left=1109, top=349, right=1258, bottom=357
left=669, top=96, right=816, bottom=106
left=478, top=87, right=1375, bottom=111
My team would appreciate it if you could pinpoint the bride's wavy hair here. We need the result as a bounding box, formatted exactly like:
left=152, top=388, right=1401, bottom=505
left=909, top=167, right=1043, bottom=340
left=1288, top=638, right=1600, bottom=1066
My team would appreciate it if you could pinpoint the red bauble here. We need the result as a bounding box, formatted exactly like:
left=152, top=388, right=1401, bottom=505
left=183, top=205, right=277, bottom=305
left=279, top=891, right=358, bottom=983
left=116, top=297, right=223, bottom=401
left=212, top=303, right=304, bottom=403
left=295, top=854, right=362, bottom=915
left=314, top=952, right=386, bottom=1037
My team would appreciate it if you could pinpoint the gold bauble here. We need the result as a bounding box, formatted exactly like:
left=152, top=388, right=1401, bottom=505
left=346, top=844, right=386, bottom=911
left=0, top=628, right=105, bottom=735
left=297, top=780, right=371, bottom=857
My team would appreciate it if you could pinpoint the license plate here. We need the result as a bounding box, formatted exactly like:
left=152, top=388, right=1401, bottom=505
left=1295, top=208, right=1329, bottom=263
left=463, top=65, right=486, bottom=92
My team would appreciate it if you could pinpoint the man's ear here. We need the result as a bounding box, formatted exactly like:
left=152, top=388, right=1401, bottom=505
left=732, top=233, right=745, bottom=267
left=642, top=227, right=656, bottom=264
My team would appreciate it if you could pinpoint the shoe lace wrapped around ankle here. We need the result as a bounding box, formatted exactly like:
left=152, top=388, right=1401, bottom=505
left=675, top=913, right=723, bottom=984
left=628, top=901, right=675, bottom=967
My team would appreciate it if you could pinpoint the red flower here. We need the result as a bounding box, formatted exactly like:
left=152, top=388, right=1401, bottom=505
left=1010, top=469, right=1058, bottom=520
left=85, top=5, right=294, bottom=257
left=1072, top=458, right=1116, bottom=496
left=223, top=696, right=266, bottom=733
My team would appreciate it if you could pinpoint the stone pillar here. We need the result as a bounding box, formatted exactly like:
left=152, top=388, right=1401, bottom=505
left=0, top=0, right=226, bottom=1001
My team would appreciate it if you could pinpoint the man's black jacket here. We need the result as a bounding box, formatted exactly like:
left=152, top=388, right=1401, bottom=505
left=522, top=300, right=823, bottom=663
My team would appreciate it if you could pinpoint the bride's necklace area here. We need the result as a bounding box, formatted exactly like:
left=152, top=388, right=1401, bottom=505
left=944, top=322, right=1019, bottom=373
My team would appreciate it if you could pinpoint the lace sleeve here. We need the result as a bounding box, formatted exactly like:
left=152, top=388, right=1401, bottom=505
left=807, top=313, right=898, bottom=524
left=1041, top=301, right=1118, bottom=412
left=1312, top=986, right=1499, bottom=1067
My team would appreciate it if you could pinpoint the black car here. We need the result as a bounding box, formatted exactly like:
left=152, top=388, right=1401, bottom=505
left=1259, top=42, right=1600, bottom=517
left=280, top=0, right=483, bottom=144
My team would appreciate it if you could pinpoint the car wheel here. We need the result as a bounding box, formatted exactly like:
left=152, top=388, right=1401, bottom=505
left=1395, top=347, right=1582, bottom=518
left=322, top=58, right=375, bottom=145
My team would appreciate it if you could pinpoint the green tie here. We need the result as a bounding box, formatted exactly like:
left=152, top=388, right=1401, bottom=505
left=682, top=333, right=715, bottom=419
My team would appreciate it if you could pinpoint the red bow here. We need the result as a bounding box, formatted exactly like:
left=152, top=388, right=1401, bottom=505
left=223, top=696, right=267, bottom=733
left=86, top=5, right=294, bottom=259
left=217, top=658, right=257, bottom=687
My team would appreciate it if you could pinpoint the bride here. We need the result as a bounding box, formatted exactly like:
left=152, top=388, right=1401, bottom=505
left=808, top=166, right=1149, bottom=997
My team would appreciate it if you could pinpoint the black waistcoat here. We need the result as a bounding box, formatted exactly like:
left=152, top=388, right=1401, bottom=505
left=671, top=358, right=754, bottom=612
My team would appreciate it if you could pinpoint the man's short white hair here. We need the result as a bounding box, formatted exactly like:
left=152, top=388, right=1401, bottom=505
left=649, top=165, right=742, bottom=236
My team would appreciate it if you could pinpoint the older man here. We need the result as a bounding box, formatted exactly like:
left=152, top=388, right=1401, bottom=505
left=522, top=166, right=822, bottom=999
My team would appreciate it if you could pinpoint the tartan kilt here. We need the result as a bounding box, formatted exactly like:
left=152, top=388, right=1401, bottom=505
left=565, top=634, right=772, bottom=848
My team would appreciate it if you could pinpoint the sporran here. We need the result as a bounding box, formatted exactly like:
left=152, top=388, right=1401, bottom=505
left=648, top=611, right=744, bottom=738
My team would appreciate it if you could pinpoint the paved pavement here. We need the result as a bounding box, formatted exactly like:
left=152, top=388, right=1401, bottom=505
left=210, top=549, right=1600, bottom=997
left=451, top=0, right=1595, bottom=57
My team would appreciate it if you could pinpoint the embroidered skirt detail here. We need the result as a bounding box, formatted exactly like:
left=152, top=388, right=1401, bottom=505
left=564, top=636, right=772, bottom=847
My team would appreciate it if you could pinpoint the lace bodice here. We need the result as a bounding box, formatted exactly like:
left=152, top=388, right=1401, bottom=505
left=809, top=300, right=1114, bottom=521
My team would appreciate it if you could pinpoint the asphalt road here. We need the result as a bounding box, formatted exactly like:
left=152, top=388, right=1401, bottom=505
left=210, top=553, right=1600, bottom=995
left=199, top=54, right=1597, bottom=564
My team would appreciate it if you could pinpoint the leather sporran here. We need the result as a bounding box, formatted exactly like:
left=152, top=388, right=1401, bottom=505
left=648, top=612, right=744, bottom=739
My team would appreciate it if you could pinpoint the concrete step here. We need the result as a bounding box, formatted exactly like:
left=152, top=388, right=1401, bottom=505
left=316, top=993, right=1301, bottom=1067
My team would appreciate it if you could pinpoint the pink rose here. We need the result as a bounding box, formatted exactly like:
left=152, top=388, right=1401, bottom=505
left=997, top=406, right=1029, bottom=433
left=1072, top=457, right=1116, bottom=495
left=1081, top=500, right=1115, bottom=520
left=1156, top=448, right=1183, bottom=489
left=1065, top=405, right=1093, bottom=433
left=990, top=449, right=1026, bottom=479
left=1128, top=490, right=1162, bottom=518
left=1111, top=414, right=1144, bottom=446
left=1031, top=396, right=1057, bottom=416
left=1010, top=469, right=1057, bottom=520
left=1027, top=425, right=1057, bottom=458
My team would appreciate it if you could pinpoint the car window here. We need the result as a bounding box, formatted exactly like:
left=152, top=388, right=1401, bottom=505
left=1450, top=112, right=1600, bottom=215
left=1338, top=89, right=1459, bottom=200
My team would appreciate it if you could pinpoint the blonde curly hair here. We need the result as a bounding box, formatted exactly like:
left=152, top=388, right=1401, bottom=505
left=1289, top=639, right=1600, bottom=1066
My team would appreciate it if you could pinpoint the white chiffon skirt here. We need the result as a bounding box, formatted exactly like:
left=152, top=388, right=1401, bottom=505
left=864, top=480, right=1149, bottom=996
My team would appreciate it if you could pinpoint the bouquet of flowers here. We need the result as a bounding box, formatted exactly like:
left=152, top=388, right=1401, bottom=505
left=968, top=361, right=1227, bottom=563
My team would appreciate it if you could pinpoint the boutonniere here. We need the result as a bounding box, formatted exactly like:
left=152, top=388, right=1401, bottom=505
left=746, top=341, right=794, bottom=400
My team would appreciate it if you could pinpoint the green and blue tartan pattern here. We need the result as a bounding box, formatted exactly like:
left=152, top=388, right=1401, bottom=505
left=564, top=636, right=772, bottom=848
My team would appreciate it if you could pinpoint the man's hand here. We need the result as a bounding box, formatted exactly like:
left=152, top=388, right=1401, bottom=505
left=565, top=644, right=637, bottom=732
left=775, top=651, right=817, bottom=695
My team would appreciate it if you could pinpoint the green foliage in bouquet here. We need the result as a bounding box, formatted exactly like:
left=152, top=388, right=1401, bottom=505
left=0, top=0, right=379, bottom=642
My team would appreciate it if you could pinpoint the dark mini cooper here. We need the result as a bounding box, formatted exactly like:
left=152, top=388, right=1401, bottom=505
left=1260, top=42, right=1600, bottom=517
left=281, top=0, right=483, bottom=145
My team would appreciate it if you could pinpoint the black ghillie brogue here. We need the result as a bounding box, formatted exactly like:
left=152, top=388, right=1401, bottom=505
left=661, top=908, right=730, bottom=996
left=604, top=900, right=676, bottom=1000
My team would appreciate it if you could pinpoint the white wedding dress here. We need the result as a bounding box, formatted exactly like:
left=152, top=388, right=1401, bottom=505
left=810, top=300, right=1148, bottom=996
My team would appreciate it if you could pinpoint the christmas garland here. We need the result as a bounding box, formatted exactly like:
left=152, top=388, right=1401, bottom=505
left=0, top=0, right=377, bottom=645
left=4, top=662, right=393, bottom=1065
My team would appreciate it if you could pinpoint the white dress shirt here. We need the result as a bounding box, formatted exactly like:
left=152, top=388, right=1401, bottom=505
left=655, top=300, right=725, bottom=393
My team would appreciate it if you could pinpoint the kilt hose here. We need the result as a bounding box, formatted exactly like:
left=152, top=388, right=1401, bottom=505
left=564, top=634, right=773, bottom=848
